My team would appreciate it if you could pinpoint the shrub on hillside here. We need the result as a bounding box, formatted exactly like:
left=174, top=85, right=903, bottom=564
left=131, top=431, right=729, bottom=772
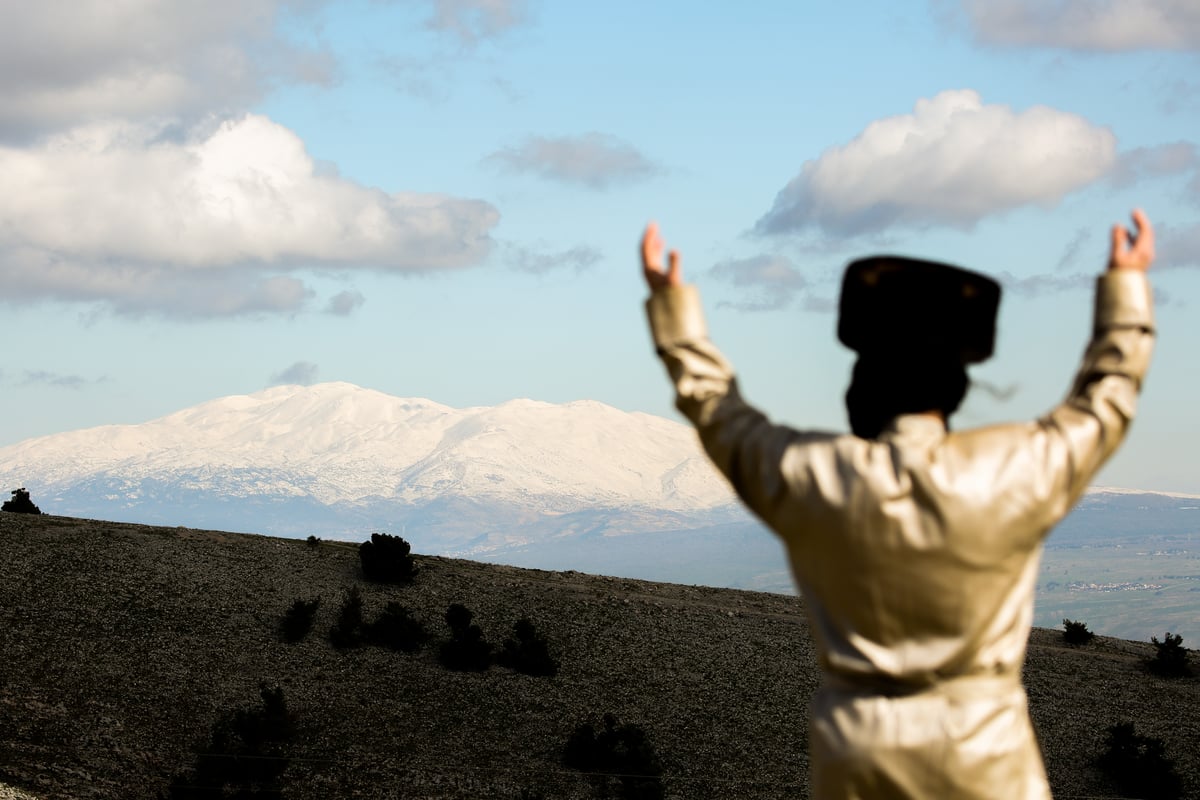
left=329, top=587, right=367, bottom=649
left=1098, top=721, right=1182, bottom=800
left=439, top=603, right=492, bottom=671
left=1062, top=618, right=1095, bottom=646
left=306, top=535, right=321, bottom=548
left=279, top=597, right=321, bottom=643
left=563, top=714, right=664, bottom=800
left=1148, top=632, right=1192, bottom=678
left=367, top=601, right=430, bottom=653
left=496, top=618, right=559, bottom=677
left=165, top=684, right=295, bottom=799
left=359, top=532, right=418, bottom=584
left=2, top=488, right=41, bottom=514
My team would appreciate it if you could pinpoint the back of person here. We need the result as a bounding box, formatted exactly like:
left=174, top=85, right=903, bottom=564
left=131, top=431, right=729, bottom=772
left=640, top=211, right=1155, bottom=799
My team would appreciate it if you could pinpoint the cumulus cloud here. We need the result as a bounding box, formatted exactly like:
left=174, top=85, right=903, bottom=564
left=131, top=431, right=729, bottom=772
left=954, top=0, right=1200, bottom=51
left=756, top=90, right=1116, bottom=237
left=486, top=133, right=660, bottom=190
left=326, top=290, right=366, bottom=316
left=1111, top=142, right=1198, bottom=188
left=412, top=0, right=529, bottom=45
left=505, top=243, right=602, bottom=274
left=0, top=3, right=502, bottom=317
left=269, top=361, right=320, bottom=386
left=0, top=1, right=337, bottom=141
left=0, top=114, right=498, bottom=316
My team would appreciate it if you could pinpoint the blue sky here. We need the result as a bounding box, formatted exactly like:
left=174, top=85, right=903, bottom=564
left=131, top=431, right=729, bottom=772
left=1, top=0, right=1198, bottom=493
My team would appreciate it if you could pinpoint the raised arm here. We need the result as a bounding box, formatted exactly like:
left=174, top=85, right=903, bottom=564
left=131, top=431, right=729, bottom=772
left=1034, top=209, right=1156, bottom=513
left=640, top=223, right=825, bottom=526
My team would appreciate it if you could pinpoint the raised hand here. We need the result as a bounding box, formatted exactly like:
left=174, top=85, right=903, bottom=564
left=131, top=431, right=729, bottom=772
left=641, top=221, right=683, bottom=291
left=1109, top=209, right=1155, bottom=272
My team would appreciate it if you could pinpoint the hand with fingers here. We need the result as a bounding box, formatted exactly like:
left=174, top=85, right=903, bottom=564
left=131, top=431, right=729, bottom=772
left=1109, top=209, right=1155, bottom=272
left=641, top=221, right=683, bottom=292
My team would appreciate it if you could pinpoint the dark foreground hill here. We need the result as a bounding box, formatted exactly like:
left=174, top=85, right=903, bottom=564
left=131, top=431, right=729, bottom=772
left=1, top=513, right=1197, bottom=800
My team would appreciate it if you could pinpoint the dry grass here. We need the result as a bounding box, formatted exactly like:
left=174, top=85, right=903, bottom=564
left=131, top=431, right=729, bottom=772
left=0, top=512, right=1196, bottom=799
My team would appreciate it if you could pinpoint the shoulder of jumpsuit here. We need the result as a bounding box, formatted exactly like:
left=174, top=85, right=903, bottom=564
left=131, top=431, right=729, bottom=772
left=645, top=284, right=709, bottom=348
left=1095, top=270, right=1154, bottom=331
left=775, top=428, right=889, bottom=489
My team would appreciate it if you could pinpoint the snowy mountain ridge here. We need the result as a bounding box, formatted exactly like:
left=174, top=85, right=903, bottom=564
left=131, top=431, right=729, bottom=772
left=0, top=382, right=738, bottom=540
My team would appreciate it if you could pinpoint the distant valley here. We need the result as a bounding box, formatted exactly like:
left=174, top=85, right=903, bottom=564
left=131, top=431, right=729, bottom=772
left=1, top=381, right=1197, bottom=644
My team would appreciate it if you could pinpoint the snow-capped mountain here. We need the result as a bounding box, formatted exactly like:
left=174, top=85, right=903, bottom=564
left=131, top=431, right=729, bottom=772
left=3, top=383, right=1198, bottom=640
left=4, top=381, right=1197, bottom=592
left=0, top=382, right=743, bottom=552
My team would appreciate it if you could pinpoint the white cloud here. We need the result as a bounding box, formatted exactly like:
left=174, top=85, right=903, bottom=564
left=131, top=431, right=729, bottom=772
left=0, top=114, right=498, bottom=316
left=486, top=133, right=659, bottom=190
left=757, top=90, right=1116, bottom=237
left=269, top=361, right=320, bottom=386
left=0, top=1, right=337, bottom=141
left=955, top=0, right=1200, bottom=51
left=0, top=2, right=502, bottom=317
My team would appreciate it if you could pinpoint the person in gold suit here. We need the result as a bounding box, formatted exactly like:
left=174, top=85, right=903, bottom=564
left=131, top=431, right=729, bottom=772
left=640, top=211, right=1155, bottom=799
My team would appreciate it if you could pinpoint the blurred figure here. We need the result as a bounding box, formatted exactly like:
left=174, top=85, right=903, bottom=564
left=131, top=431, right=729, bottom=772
left=640, top=211, right=1155, bottom=799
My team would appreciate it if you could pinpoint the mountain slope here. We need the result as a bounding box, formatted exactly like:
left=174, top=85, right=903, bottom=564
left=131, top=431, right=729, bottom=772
left=1, top=512, right=1197, bottom=800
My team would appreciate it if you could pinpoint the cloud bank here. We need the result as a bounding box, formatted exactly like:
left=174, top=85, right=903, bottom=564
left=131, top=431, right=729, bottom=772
left=0, top=1, right=336, bottom=142
left=956, top=0, right=1200, bottom=51
left=0, top=1, right=501, bottom=317
left=0, top=115, right=498, bottom=316
left=487, top=133, right=659, bottom=190
left=756, top=90, right=1116, bottom=237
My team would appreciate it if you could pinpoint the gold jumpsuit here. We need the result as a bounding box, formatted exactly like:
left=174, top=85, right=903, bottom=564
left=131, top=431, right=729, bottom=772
left=645, top=271, right=1155, bottom=799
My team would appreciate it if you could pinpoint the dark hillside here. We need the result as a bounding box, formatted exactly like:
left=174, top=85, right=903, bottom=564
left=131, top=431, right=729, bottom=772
left=1, top=513, right=1197, bottom=799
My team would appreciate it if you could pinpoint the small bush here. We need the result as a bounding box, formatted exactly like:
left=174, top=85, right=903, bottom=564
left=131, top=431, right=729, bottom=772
left=367, top=601, right=430, bottom=653
left=563, top=714, right=664, bottom=800
left=1063, top=618, right=1095, bottom=646
left=329, top=587, right=366, bottom=649
left=359, top=532, right=418, bottom=584
left=279, top=597, right=321, bottom=643
left=165, top=684, right=295, bottom=799
left=306, top=535, right=321, bottom=548
left=439, top=603, right=492, bottom=671
left=2, top=488, right=41, bottom=515
left=497, top=618, right=559, bottom=677
left=1098, top=721, right=1182, bottom=800
left=1149, top=632, right=1192, bottom=678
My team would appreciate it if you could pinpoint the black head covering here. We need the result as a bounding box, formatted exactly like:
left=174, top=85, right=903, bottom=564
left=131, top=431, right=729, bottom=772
left=837, top=256, right=1001, bottom=438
